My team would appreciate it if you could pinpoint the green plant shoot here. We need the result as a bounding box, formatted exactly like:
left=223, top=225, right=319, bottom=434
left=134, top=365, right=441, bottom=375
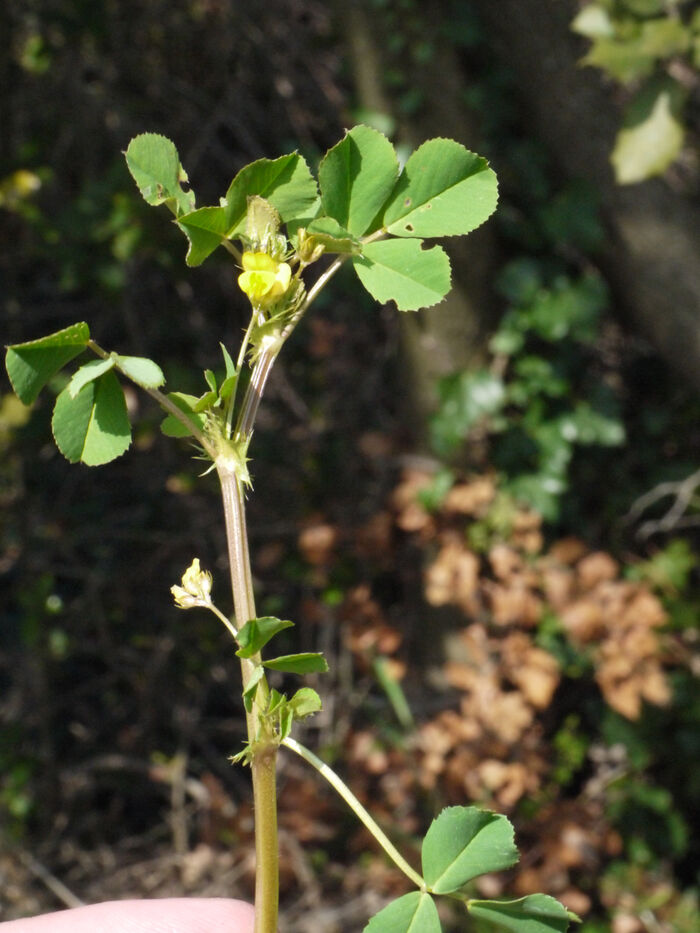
left=5, top=126, right=578, bottom=933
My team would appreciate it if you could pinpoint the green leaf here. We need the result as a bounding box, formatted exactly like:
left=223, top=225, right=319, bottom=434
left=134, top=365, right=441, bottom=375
left=5, top=322, right=90, bottom=405
left=67, top=358, right=116, bottom=398
left=305, top=217, right=361, bottom=254
left=467, top=895, right=578, bottom=933
left=364, top=891, right=441, bottom=933
left=177, top=153, right=318, bottom=265
left=422, top=806, right=519, bottom=894
left=318, top=125, right=399, bottom=236
left=430, top=370, right=506, bottom=456
left=581, top=38, right=655, bottom=84
left=352, top=239, right=451, bottom=311
left=116, top=355, right=165, bottom=389
left=124, top=133, right=195, bottom=216
left=242, top=665, right=265, bottom=713
left=52, top=370, right=131, bottom=466
left=288, top=687, right=323, bottom=719
left=263, top=653, right=329, bottom=674
left=224, top=153, right=318, bottom=234
left=382, top=138, right=498, bottom=238
left=176, top=206, right=230, bottom=267
left=236, top=616, right=295, bottom=659
left=611, top=78, right=686, bottom=183
left=571, top=5, right=614, bottom=39
left=160, top=392, right=207, bottom=438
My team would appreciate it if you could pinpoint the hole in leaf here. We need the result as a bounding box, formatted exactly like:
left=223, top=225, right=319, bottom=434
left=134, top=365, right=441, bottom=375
left=405, top=223, right=414, bottom=232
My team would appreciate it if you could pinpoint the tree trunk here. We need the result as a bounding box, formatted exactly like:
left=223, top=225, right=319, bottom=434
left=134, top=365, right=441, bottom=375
left=473, top=0, right=700, bottom=389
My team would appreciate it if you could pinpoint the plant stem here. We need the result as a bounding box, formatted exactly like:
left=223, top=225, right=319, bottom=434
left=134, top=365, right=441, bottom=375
left=218, top=463, right=278, bottom=933
left=282, top=736, right=426, bottom=890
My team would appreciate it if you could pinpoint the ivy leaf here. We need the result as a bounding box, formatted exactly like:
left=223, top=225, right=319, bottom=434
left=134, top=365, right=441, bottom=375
left=67, top=358, right=116, bottom=398
left=467, top=894, right=578, bottom=933
left=124, top=134, right=195, bottom=216
left=611, top=78, right=686, bottom=184
left=263, top=653, right=329, bottom=674
left=52, top=370, right=131, bottom=466
left=422, top=806, right=519, bottom=894
left=352, top=239, right=451, bottom=311
left=236, top=616, right=295, bottom=659
left=319, top=125, right=399, bottom=236
left=363, top=891, right=441, bottom=933
left=382, top=138, right=498, bottom=238
left=116, top=355, right=165, bottom=389
left=160, top=392, right=207, bottom=438
left=5, top=322, right=90, bottom=405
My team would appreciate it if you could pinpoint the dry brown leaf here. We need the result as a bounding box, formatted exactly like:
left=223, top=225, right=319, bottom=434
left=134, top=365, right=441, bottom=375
left=548, top=537, right=588, bottom=565
left=298, top=520, right=338, bottom=565
left=443, top=476, right=496, bottom=515
left=577, top=551, right=619, bottom=588
left=501, top=632, right=560, bottom=708
left=488, top=581, right=543, bottom=628
left=424, top=536, right=480, bottom=613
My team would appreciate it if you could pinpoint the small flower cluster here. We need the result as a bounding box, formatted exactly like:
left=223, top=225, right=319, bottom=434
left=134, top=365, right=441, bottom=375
left=171, top=558, right=213, bottom=609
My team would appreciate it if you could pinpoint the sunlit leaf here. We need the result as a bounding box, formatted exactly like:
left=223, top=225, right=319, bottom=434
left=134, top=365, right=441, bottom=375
left=125, top=134, right=195, bottom=216
left=262, top=653, right=329, bottom=674
left=116, top=355, right=165, bottom=389
left=288, top=687, right=322, bottom=719
left=236, top=617, right=295, bottom=658
left=467, top=894, right=578, bottom=933
left=319, top=125, right=399, bottom=236
left=52, top=370, right=131, bottom=466
left=382, top=138, right=498, bottom=238
left=67, top=358, right=116, bottom=398
left=363, top=891, right=441, bottom=933
left=352, top=238, right=451, bottom=311
left=6, top=322, right=90, bottom=405
left=611, top=78, right=686, bottom=183
left=422, top=806, right=519, bottom=894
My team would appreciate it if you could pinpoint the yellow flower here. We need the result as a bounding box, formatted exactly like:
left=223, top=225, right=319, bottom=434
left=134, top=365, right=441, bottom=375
left=238, top=251, right=292, bottom=307
left=171, top=558, right=213, bottom=609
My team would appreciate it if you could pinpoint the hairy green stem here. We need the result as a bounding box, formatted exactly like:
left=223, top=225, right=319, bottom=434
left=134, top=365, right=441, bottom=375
left=282, top=736, right=426, bottom=890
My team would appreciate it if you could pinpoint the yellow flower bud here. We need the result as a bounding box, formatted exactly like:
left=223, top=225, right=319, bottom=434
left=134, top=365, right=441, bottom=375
left=238, top=251, right=292, bottom=307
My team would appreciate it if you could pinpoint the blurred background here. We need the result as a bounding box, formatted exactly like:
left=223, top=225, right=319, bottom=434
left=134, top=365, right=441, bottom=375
left=1, top=1, right=699, bottom=930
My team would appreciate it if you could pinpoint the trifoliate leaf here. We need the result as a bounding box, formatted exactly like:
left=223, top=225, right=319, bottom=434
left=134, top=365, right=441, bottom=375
left=319, top=125, right=399, bottom=236
left=382, top=138, right=498, bottom=238
left=52, top=370, right=131, bottom=466
left=352, top=238, right=451, bottom=311
left=6, top=322, right=90, bottom=405
left=422, top=806, right=519, bottom=894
